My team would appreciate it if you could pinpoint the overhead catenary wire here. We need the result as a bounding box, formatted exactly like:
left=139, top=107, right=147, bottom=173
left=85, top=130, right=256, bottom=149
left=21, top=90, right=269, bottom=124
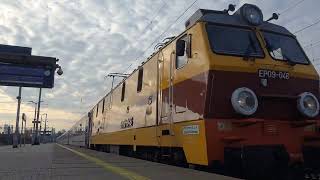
left=141, top=2, right=167, bottom=32
left=102, top=1, right=168, bottom=100
left=98, top=0, right=199, bottom=109
left=304, top=40, right=320, bottom=49
left=142, top=0, right=198, bottom=54
left=270, top=0, right=312, bottom=35
left=173, top=4, right=198, bottom=30
left=160, top=0, right=168, bottom=7
left=122, top=63, right=133, bottom=74
left=294, top=17, right=320, bottom=34
left=133, top=0, right=199, bottom=63
left=312, top=58, right=320, bottom=65
left=278, top=0, right=307, bottom=15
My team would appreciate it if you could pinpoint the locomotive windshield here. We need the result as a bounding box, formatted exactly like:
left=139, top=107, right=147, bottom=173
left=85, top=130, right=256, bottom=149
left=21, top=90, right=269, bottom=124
left=206, top=24, right=264, bottom=57
left=262, top=31, right=309, bottom=64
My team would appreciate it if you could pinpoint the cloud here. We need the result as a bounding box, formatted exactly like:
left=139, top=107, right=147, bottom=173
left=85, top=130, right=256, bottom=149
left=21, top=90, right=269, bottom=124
left=0, top=0, right=319, bottom=131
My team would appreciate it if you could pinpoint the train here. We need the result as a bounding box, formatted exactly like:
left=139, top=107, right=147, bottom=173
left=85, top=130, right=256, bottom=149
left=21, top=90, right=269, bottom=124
left=57, top=3, right=320, bottom=180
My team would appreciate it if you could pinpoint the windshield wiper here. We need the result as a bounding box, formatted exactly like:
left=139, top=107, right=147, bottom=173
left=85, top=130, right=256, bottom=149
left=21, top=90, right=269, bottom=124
left=264, top=38, right=296, bottom=66
left=264, top=38, right=272, bottom=50
left=282, top=53, right=296, bottom=66
left=243, top=34, right=257, bottom=61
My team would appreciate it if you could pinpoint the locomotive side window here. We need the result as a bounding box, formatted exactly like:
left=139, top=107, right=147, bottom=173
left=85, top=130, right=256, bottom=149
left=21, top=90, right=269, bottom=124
left=121, top=82, right=126, bottom=102
left=206, top=24, right=264, bottom=57
left=137, top=68, right=143, bottom=92
left=262, top=31, right=309, bottom=65
left=176, top=34, right=191, bottom=69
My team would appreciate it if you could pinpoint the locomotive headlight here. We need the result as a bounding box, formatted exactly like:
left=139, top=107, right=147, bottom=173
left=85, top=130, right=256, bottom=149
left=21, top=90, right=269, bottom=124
left=297, top=92, right=319, bottom=118
left=231, top=87, right=258, bottom=116
left=241, top=4, right=263, bottom=26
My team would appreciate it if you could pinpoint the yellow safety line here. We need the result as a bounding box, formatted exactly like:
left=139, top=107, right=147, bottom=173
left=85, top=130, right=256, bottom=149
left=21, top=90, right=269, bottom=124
left=56, top=144, right=150, bottom=180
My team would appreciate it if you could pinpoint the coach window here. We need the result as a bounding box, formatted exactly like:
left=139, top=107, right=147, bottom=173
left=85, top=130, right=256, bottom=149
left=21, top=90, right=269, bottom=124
left=137, top=68, right=143, bottom=92
left=121, top=82, right=126, bottom=102
left=102, top=98, right=105, bottom=113
left=176, top=34, right=191, bottom=69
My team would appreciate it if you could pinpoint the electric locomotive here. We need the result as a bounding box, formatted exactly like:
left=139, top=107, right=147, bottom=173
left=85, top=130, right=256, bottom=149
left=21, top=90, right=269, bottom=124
left=58, top=4, right=320, bottom=180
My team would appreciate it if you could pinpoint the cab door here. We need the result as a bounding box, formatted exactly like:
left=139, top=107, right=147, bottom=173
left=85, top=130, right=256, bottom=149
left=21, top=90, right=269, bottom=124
left=158, top=35, right=191, bottom=133
left=172, top=34, right=192, bottom=122
left=158, top=48, right=174, bottom=127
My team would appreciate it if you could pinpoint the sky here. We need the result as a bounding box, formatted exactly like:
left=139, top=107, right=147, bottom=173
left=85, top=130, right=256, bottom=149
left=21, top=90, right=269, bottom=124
left=0, top=0, right=319, bottom=131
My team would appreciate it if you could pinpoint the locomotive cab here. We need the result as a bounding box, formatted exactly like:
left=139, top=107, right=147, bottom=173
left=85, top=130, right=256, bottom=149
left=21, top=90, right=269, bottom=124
left=177, top=3, right=320, bottom=179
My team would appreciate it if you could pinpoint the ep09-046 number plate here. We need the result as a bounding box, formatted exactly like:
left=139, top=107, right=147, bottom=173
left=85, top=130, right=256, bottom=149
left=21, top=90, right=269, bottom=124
left=258, top=69, right=290, bottom=80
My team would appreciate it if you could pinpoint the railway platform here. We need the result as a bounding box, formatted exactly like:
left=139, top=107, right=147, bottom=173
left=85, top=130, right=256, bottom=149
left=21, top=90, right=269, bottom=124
left=0, top=143, right=239, bottom=180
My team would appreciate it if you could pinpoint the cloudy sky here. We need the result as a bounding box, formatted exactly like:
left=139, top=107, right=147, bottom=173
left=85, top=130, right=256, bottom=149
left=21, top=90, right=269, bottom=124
left=0, top=0, right=319, bottom=131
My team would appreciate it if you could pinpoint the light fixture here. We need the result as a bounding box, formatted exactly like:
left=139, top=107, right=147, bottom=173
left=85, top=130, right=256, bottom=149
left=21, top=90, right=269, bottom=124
left=56, top=64, right=63, bottom=76
left=241, top=4, right=264, bottom=26
left=231, top=87, right=258, bottom=116
left=297, top=92, right=319, bottom=118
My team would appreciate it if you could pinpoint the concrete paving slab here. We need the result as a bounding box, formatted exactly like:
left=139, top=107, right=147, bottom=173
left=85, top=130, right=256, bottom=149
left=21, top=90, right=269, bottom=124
left=0, top=143, right=240, bottom=180
left=67, top=145, right=240, bottom=180
left=0, top=144, right=125, bottom=180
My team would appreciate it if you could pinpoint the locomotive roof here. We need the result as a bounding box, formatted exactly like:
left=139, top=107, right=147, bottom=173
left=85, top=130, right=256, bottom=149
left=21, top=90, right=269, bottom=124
left=185, top=6, right=293, bottom=36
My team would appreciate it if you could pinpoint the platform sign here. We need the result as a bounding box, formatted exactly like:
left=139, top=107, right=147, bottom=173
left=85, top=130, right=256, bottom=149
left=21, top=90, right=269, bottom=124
left=0, top=44, right=59, bottom=88
left=0, top=63, right=54, bottom=88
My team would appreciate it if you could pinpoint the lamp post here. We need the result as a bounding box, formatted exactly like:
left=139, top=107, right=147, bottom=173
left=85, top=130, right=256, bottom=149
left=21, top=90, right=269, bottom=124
left=40, top=113, right=47, bottom=143
left=12, top=87, right=22, bottom=148
left=28, top=101, right=37, bottom=133
left=44, top=114, right=47, bottom=136
left=29, top=99, right=44, bottom=145
left=40, top=115, right=42, bottom=137
left=20, top=113, right=26, bottom=147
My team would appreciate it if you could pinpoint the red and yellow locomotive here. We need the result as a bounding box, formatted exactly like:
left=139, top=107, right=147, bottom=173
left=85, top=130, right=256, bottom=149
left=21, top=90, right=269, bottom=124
left=58, top=4, right=320, bottom=180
